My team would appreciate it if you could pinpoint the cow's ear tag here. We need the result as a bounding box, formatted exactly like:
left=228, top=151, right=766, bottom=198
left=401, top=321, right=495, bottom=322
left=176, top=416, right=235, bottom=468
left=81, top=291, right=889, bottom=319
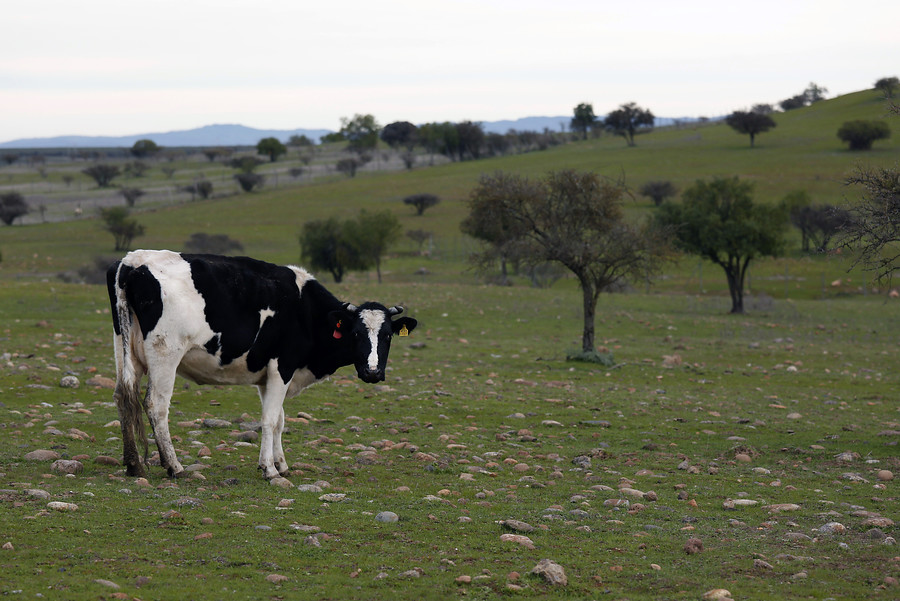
left=399, top=324, right=409, bottom=337
left=333, top=320, right=343, bottom=339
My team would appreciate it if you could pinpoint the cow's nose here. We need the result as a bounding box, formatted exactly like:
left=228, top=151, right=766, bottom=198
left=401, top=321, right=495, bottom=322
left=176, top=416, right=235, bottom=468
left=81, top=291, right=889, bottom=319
left=360, top=368, right=384, bottom=383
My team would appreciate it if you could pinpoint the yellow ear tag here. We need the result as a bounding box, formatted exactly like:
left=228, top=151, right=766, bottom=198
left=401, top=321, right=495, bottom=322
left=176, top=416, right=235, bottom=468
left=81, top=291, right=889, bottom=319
left=399, top=325, right=409, bottom=337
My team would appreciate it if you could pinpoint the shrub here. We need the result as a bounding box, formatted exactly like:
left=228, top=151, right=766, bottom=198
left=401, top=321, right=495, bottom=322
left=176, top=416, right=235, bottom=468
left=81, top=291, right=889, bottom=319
left=837, top=120, right=891, bottom=150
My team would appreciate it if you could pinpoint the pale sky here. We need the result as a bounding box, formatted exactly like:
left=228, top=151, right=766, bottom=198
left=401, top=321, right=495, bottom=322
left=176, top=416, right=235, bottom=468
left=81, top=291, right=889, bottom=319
left=1, top=0, right=897, bottom=143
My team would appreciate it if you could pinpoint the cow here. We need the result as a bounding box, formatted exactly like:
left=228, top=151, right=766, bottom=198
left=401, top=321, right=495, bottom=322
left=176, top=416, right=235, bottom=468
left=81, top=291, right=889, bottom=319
left=106, top=249, right=417, bottom=479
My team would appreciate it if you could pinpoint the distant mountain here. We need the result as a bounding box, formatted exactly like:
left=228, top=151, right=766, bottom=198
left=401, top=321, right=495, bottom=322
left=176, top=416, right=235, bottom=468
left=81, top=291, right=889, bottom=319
left=1, top=115, right=712, bottom=149
left=0, top=124, right=333, bottom=149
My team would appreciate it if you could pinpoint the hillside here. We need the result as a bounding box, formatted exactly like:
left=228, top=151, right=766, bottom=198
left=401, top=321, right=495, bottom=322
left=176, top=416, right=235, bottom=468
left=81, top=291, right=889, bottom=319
left=0, top=89, right=897, bottom=295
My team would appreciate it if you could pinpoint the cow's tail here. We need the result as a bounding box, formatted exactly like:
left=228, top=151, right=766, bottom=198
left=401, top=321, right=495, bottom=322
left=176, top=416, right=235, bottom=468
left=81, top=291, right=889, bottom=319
left=107, top=261, right=149, bottom=475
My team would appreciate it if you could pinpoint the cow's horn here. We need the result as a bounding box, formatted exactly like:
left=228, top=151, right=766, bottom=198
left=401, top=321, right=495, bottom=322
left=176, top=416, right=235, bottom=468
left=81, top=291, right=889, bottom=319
left=344, top=303, right=358, bottom=312
left=389, top=305, right=403, bottom=315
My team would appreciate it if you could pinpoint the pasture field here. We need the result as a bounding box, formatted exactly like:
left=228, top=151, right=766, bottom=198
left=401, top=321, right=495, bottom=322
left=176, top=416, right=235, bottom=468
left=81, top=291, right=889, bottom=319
left=1, top=280, right=898, bottom=600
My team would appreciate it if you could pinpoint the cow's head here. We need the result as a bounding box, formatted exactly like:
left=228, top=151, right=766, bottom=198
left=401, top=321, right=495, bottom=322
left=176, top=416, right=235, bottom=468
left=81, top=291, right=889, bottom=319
left=330, top=302, right=417, bottom=383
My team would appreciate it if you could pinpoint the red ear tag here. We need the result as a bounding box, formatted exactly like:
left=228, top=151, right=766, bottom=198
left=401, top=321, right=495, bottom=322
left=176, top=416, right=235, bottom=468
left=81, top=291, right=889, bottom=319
left=333, top=320, right=342, bottom=339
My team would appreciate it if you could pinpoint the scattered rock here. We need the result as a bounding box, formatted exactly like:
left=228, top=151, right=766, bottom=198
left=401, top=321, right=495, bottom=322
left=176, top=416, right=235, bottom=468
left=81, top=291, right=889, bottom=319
left=86, top=375, right=116, bottom=389
left=269, top=477, right=293, bottom=489
left=455, top=575, right=472, bottom=584
left=819, top=522, right=846, bottom=535
left=319, top=493, right=347, bottom=503
left=531, top=559, right=567, bottom=586
left=764, top=503, right=801, bottom=513
left=25, top=489, right=51, bottom=500
left=94, top=579, right=119, bottom=589
left=2, top=542, right=13, bottom=550
left=60, top=375, right=80, bottom=389
left=683, top=538, right=704, bottom=554
left=47, top=502, right=78, bottom=511
left=50, top=459, right=83, bottom=475
left=295, top=484, right=323, bottom=493
left=876, top=470, right=894, bottom=481
left=94, top=456, right=120, bottom=466
left=375, top=511, right=399, bottom=523
left=754, top=559, right=774, bottom=570
left=23, top=449, right=60, bottom=462
left=500, top=519, right=535, bottom=533
left=701, top=589, right=732, bottom=601
left=265, top=574, right=288, bottom=584
left=500, top=534, right=535, bottom=549
left=201, top=418, right=232, bottom=429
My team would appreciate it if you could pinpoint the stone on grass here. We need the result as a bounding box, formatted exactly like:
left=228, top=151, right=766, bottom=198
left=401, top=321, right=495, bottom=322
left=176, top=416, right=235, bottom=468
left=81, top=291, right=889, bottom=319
left=269, top=477, right=293, bottom=489
left=499, top=519, right=535, bottom=533
left=266, top=574, right=288, bottom=584
left=24, top=450, right=60, bottom=462
left=375, top=511, right=399, bottom=523
left=531, top=559, right=567, bottom=586
left=60, top=375, right=80, bottom=388
left=500, top=534, right=535, bottom=549
left=701, top=589, right=732, bottom=601
left=47, top=502, right=78, bottom=511
left=50, top=460, right=83, bottom=475
left=94, top=579, right=119, bottom=589
left=683, top=538, right=704, bottom=554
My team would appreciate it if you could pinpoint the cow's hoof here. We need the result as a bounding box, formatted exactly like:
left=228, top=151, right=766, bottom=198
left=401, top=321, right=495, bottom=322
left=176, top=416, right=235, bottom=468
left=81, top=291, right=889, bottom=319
left=168, top=467, right=186, bottom=479
left=259, top=465, right=280, bottom=480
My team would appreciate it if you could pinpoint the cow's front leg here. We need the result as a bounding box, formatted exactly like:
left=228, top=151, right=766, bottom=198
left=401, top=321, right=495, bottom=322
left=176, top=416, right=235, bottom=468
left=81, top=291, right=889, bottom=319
left=257, top=377, right=288, bottom=480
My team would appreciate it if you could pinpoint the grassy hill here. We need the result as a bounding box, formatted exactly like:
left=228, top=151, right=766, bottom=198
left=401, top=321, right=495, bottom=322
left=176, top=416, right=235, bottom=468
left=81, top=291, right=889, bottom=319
left=0, top=89, right=897, bottom=296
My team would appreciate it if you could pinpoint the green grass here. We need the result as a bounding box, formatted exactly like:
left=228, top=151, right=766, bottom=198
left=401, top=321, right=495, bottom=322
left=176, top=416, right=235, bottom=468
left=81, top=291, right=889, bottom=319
left=1, top=90, right=899, bottom=599
left=1, top=281, right=898, bottom=600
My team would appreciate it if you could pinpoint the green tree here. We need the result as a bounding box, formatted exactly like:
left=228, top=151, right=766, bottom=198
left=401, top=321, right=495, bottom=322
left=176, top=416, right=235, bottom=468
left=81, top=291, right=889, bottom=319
left=130, top=139, right=160, bottom=159
left=256, top=137, right=287, bottom=162
left=340, top=114, right=381, bottom=154
left=571, top=103, right=597, bottom=140
left=655, top=177, right=787, bottom=314
left=288, top=134, right=314, bottom=148
left=234, top=172, right=264, bottom=192
left=119, top=187, right=145, bottom=207
left=837, top=120, right=890, bottom=150
left=349, top=209, right=402, bottom=283
left=603, top=102, right=654, bottom=146
left=82, top=164, right=121, bottom=188
left=875, top=76, right=899, bottom=98
left=380, top=121, right=418, bottom=150
left=0, top=192, right=29, bottom=225
left=841, top=164, right=900, bottom=284
left=464, top=170, right=671, bottom=353
left=725, top=110, right=777, bottom=147
left=403, top=193, right=440, bottom=216
left=299, top=217, right=367, bottom=283
left=639, top=180, right=678, bottom=207
left=100, top=207, right=145, bottom=251
left=455, top=121, right=485, bottom=160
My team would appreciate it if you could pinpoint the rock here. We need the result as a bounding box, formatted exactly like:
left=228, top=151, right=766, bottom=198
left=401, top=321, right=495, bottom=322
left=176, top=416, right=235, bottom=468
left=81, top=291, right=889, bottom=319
left=2, top=542, right=13, bottom=550
left=500, top=534, right=535, bottom=549
left=764, top=503, right=800, bottom=513
left=51, top=459, right=84, bottom=475
left=456, top=575, right=472, bottom=584
left=784, top=532, right=813, bottom=542
left=269, top=477, right=293, bottom=489
left=24, top=449, right=60, bottom=462
left=734, top=453, right=752, bottom=463
left=94, top=455, right=120, bottom=466
left=861, top=517, right=894, bottom=528
left=531, top=559, right=567, bottom=586
left=295, top=484, right=323, bottom=493
left=375, top=511, right=399, bottom=523
left=60, top=375, right=80, bottom=388
left=201, top=418, right=232, bottom=429
left=876, top=470, right=894, bottom=481
left=754, top=559, right=773, bottom=569
left=25, top=489, right=51, bottom=500
left=86, top=375, right=116, bottom=389
left=819, top=522, right=845, bottom=535
left=701, top=589, right=732, bottom=601
left=319, top=493, right=347, bottom=503
left=47, top=502, right=78, bottom=511
left=683, top=538, right=703, bottom=554
left=499, top=519, right=535, bottom=533
left=93, top=579, right=119, bottom=589
left=265, top=574, right=288, bottom=584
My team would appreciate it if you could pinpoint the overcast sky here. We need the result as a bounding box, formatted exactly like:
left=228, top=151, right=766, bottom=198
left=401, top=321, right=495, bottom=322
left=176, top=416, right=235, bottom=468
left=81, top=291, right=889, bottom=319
left=2, top=0, right=897, bottom=143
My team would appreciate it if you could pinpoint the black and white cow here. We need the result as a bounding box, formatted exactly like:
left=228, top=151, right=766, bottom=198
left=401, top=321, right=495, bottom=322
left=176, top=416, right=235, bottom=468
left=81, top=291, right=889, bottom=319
left=106, top=250, right=417, bottom=479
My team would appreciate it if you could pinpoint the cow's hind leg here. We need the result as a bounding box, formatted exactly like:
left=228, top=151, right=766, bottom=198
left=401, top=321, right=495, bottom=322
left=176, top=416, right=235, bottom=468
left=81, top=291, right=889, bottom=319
left=257, top=376, right=288, bottom=480
left=144, top=360, right=185, bottom=478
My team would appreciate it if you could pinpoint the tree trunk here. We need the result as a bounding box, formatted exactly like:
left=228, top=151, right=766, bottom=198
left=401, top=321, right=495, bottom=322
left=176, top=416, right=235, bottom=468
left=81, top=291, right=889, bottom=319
left=580, top=280, right=597, bottom=352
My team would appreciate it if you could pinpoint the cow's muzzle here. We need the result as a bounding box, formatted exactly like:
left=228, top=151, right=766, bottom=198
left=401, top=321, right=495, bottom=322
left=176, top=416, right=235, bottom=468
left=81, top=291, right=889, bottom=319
left=358, top=368, right=385, bottom=384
